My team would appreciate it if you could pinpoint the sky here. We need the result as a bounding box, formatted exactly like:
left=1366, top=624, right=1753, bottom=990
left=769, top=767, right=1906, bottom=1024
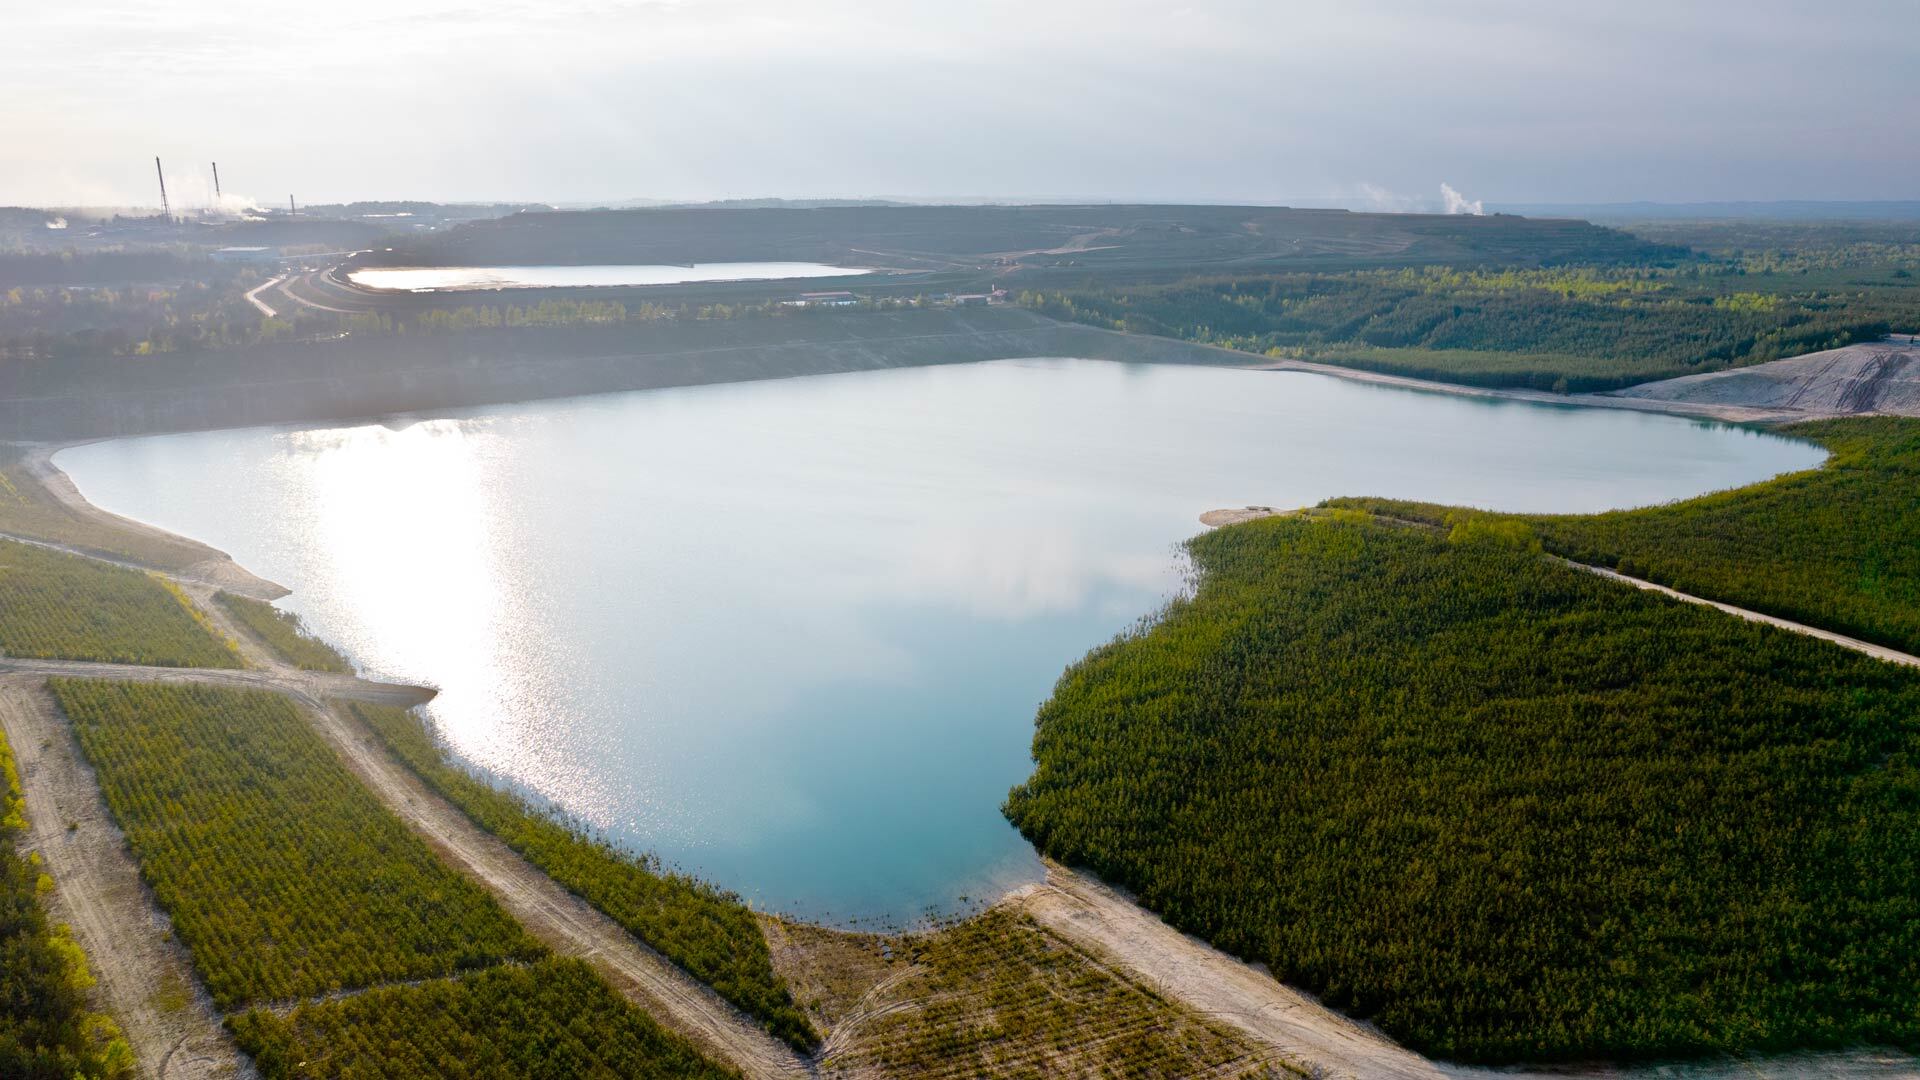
left=2, top=0, right=1913, bottom=209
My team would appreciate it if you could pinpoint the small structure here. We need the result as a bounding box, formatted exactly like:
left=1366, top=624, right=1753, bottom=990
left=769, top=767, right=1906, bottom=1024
left=793, top=290, right=858, bottom=307
left=210, top=246, right=278, bottom=263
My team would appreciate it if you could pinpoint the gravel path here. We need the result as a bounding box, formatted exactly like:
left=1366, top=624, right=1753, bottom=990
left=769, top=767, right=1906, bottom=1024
left=0, top=644, right=809, bottom=1078
left=0, top=676, right=253, bottom=1080
left=1563, top=560, right=1920, bottom=668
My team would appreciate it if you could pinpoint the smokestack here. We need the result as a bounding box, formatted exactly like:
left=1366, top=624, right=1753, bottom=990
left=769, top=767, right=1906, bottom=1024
left=289, top=194, right=296, bottom=217
left=155, top=156, right=171, bottom=220
left=212, top=162, right=221, bottom=200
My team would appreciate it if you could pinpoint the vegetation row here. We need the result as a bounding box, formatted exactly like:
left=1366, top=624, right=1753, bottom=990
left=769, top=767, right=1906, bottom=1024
left=347, top=702, right=817, bottom=1052
left=0, top=539, right=240, bottom=668
left=1005, top=515, right=1920, bottom=1062
left=55, top=680, right=543, bottom=1009
left=228, top=957, right=737, bottom=1080
left=215, top=592, right=352, bottom=672
left=0, top=721, right=133, bottom=1079
left=827, top=907, right=1272, bottom=1079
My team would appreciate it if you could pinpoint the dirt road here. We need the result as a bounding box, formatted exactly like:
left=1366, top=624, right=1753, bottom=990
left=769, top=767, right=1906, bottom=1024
left=300, top=695, right=814, bottom=1078
left=0, top=676, right=252, bottom=1080
left=0, top=630, right=809, bottom=1078
left=1564, top=560, right=1920, bottom=668
left=1017, top=864, right=1440, bottom=1080
left=1201, top=508, right=1920, bottom=672
left=0, top=656, right=438, bottom=707
left=1024, top=863, right=1920, bottom=1080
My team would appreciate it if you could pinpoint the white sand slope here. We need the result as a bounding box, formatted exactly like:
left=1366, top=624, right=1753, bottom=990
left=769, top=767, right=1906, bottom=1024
left=1606, top=337, right=1920, bottom=417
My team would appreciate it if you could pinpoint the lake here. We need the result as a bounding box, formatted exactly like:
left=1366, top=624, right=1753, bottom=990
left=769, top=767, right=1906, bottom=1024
left=346, top=262, right=872, bottom=292
left=56, top=359, right=1824, bottom=924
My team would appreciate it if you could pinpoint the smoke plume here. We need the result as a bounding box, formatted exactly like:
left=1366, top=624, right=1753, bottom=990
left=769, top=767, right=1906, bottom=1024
left=1440, top=183, right=1484, bottom=215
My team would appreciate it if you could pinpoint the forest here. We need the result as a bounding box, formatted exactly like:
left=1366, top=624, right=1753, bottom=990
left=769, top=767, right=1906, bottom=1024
left=0, top=539, right=239, bottom=667
left=1019, top=259, right=1920, bottom=391
left=0, top=723, right=133, bottom=1079
left=227, top=957, right=734, bottom=1080
left=216, top=592, right=352, bottom=672
left=1333, top=417, right=1920, bottom=654
left=348, top=702, right=816, bottom=1051
left=55, top=680, right=544, bottom=1009
left=1004, top=514, right=1920, bottom=1062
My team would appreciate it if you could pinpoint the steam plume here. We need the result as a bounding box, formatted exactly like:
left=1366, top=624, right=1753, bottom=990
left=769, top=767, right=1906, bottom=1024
left=1440, top=183, right=1484, bottom=215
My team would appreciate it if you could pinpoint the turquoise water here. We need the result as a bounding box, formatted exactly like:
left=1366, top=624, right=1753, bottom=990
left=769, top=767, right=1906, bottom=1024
left=345, top=262, right=869, bottom=292
left=56, top=359, right=1824, bottom=923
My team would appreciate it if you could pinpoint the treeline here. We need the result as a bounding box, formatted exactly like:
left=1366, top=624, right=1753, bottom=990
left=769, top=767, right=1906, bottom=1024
left=348, top=702, right=817, bottom=1051
left=1334, top=417, right=1920, bottom=655
left=0, top=724, right=133, bottom=1079
left=0, top=252, right=214, bottom=288
left=229, top=958, right=736, bottom=1080
left=0, top=271, right=274, bottom=362
left=55, top=680, right=543, bottom=1010
left=0, top=540, right=239, bottom=667
left=1020, top=262, right=1918, bottom=391
left=1005, top=515, right=1920, bottom=1062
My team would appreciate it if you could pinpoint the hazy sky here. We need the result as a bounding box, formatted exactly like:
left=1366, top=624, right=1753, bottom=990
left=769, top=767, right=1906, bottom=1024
left=3, top=0, right=1912, bottom=209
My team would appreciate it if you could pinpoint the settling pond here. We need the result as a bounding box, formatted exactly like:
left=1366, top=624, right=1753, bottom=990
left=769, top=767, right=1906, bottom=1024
left=346, top=262, right=870, bottom=292
left=57, top=359, right=1824, bottom=924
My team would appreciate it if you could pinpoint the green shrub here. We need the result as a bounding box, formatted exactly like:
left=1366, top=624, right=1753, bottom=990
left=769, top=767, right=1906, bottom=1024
left=0, top=723, right=133, bottom=1079
left=0, top=540, right=238, bottom=667
left=55, top=680, right=542, bottom=1009
left=348, top=702, right=817, bottom=1052
left=227, top=957, right=736, bottom=1079
left=215, top=592, right=351, bottom=672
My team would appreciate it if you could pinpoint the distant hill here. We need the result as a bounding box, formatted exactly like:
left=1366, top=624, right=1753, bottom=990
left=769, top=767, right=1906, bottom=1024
left=370, top=204, right=1676, bottom=274
left=1498, top=200, right=1920, bottom=223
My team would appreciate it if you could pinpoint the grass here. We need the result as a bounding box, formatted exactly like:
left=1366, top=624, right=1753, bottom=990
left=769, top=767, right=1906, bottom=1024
left=55, top=680, right=543, bottom=1009
left=1332, top=416, right=1920, bottom=655
left=0, top=443, right=209, bottom=573
left=227, top=957, right=738, bottom=1080
left=215, top=593, right=352, bottom=672
left=1, top=721, right=134, bottom=1079
left=1005, top=514, right=1920, bottom=1063
left=0, top=539, right=239, bottom=667
left=811, top=907, right=1282, bottom=1079
left=347, top=702, right=817, bottom=1052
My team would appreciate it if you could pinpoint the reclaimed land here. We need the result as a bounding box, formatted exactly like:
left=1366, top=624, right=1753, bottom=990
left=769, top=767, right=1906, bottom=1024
left=1004, top=512, right=1920, bottom=1063
left=52, top=679, right=545, bottom=1010
left=0, top=717, right=133, bottom=1079
left=347, top=701, right=817, bottom=1053
left=227, top=957, right=739, bottom=1080
left=1332, top=417, right=1920, bottom=655
left=0, top=538, right=240, bottom=668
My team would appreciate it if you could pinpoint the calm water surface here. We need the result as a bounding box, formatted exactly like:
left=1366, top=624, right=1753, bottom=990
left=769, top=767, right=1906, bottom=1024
left=57, top=360, right=1823, bottom=923
left=346, top=262, right=870, bottom=292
